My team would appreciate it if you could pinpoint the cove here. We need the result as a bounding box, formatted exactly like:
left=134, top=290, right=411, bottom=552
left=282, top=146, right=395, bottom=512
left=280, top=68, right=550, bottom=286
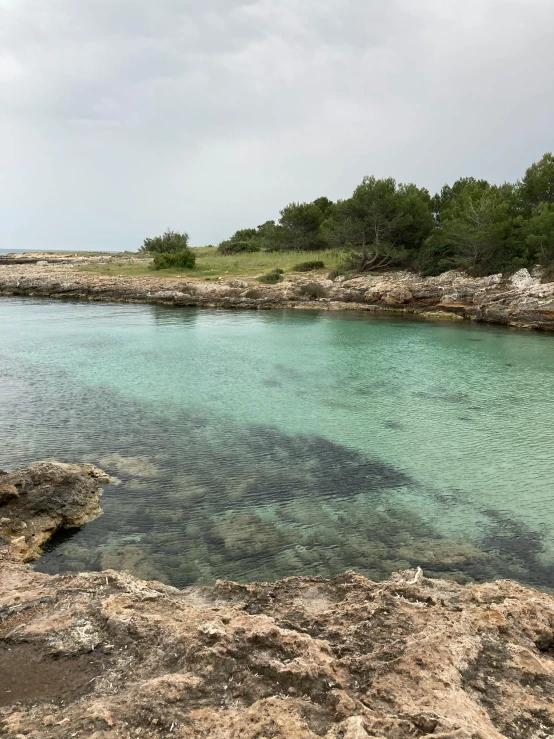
left=1, top=296, right=554, bottom=589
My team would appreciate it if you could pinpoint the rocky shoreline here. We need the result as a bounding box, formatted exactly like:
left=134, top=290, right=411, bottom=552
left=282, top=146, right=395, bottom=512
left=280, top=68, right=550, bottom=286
left=2, top=462, right=554, bottom=738
left=2, top=255, right=554, bottom=330
left=2, top=554, right=554, bottom=738
left=0, top=462, right=109, bottom=562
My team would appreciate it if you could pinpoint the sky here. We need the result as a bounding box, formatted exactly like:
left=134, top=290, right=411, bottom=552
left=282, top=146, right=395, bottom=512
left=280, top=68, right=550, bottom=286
left=1, top=0, right=553, bottom=251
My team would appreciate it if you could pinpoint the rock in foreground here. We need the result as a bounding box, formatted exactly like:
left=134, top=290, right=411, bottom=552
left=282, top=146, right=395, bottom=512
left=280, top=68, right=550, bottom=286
left=0, top=461, right=109, bottom=562
left=1, top=557, right=554, bottom=738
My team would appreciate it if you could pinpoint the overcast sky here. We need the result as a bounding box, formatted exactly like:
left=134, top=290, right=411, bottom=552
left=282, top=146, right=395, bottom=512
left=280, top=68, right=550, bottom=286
left=1, top=0, right=553, bottom=251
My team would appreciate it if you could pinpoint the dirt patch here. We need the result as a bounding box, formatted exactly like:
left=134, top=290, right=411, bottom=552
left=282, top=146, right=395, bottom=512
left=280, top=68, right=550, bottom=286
left=0, top=643, right=100, bottom=706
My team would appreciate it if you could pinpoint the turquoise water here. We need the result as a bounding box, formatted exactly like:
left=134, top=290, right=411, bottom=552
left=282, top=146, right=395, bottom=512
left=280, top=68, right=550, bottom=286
left=1, top=297, right=554, bottom=589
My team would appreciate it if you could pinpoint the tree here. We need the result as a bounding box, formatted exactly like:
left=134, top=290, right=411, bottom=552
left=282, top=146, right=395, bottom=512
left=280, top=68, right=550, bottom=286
left=312, top=197, right=335, bottom=219
left=420, top=182, right=519, bottom=275
left=278, top=202, right=326, bottom=251
left=519, top=153, right=554, bottom=209
left=255, top=220, right=285, bottom=251
left=320, top=177, right=432, bottom=271
left=140, top=229, right=190, bottom=255
left=218, top=228, right=261, bottom=254
left=523, top=202, right=554, bottom=270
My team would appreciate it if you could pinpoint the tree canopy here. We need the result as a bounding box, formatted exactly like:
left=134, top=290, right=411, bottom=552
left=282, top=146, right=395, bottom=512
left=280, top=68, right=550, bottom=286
left=206, top=152, right=554, bottom=277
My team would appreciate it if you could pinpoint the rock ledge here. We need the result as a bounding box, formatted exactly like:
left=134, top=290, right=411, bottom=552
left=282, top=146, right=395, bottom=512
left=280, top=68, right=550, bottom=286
left=1, top=556, right=554, bottom=738
left=0, top=461, right=109, bottom=562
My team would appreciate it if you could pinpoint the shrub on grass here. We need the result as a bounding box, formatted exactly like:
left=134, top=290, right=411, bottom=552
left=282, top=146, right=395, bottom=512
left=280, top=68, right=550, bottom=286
left=256, top=268, right=284, bottom=284
left=218, top=240, right=261, bottom=255
left=293, top=260, right=325, bottom=272
left=152, top=249, right=196, bottom=270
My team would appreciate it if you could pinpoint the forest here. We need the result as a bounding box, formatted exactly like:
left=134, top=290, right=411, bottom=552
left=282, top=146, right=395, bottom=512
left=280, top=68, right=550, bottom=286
left=216, top=153, right=554, bottom=277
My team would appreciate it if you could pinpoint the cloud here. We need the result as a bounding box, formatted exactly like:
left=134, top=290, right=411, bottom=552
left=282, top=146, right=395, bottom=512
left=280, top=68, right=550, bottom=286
left=0, top=0, right=553, bottom=249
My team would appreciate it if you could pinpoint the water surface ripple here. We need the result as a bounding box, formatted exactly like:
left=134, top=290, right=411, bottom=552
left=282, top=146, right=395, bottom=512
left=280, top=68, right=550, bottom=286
left=1, top=297, right=553, bottom=589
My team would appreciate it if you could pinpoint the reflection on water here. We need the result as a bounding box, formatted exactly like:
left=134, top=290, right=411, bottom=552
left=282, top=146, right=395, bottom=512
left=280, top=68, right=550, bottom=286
left=1, top=297, right=554, bottom=589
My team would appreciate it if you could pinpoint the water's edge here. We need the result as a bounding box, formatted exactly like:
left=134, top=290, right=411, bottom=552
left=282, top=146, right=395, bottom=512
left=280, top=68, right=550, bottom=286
left=2, top=259, right=554, bottom=330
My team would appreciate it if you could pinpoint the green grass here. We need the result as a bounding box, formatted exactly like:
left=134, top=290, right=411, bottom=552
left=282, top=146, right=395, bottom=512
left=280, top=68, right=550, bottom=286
left=79, top=247, right=344, bottom=280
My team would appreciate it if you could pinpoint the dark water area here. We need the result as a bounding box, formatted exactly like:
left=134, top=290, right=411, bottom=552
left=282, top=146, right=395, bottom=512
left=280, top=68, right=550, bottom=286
left=1, top=297, right=554, bottom=589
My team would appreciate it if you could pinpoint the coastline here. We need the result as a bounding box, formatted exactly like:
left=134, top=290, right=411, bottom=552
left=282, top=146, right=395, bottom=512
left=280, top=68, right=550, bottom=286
left=1, top=255, right=554, bottom=331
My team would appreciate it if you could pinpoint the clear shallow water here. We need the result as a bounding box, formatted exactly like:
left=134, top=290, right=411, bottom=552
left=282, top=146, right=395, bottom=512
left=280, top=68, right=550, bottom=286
left=1, top=297, right=554, bottom=589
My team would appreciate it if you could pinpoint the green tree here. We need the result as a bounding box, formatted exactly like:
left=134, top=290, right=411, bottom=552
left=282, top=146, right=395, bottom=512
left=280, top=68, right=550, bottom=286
left=255, top=220, right=285, bottom=251
left=524, top=202, right=554, bottom=270
left=278, top=202, right=326, bottom=251
left=312, top=196, right=335, bottom=219
left=139, top=229, right=190, bottom=254
left=421, top=182, right=519, bottom=275
left=218, top=228, right=261, bottom=254
left=519, top=153, right=554, bottom=209
left=321, top=177, right=432, bottom=271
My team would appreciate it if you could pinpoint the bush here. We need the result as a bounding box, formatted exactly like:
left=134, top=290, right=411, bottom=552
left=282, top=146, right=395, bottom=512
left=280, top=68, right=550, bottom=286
left=140, top=229, right=190, bottom=254
left=152, top=249, right=196, bottom=270
left=256, top=268, right=284, bottom=284
left=293, top=260, right=325, bottom=272
left=328, top=268, right=352, bottom=280
left=298, top=282, right=329, bottom=299
left=218, top=240, right=261, bottom=255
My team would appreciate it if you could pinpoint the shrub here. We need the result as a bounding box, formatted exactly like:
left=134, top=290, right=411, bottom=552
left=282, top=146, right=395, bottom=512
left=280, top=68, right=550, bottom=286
left=218, top=240, right=261, bottom=255
left=328, top=268, right=352, bottom=280
left=293, top=260, right=325, bottom=272
left=256, top=268, right=284, bottom=284
left=140, top=229, right=190, bottom=254
left=152, top=249, right=196, bottom=270
left=298, top=282, right=329, bottom=299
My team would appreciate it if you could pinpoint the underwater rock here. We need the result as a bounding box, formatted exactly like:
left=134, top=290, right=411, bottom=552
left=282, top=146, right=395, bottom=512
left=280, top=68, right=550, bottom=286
left=97, top=453, right=160, bottom=479
left=0, top=461, right=109, bottom=562
left=1, top=558, right=554, bottom=738
left=99, top=545, right=167, bottom=583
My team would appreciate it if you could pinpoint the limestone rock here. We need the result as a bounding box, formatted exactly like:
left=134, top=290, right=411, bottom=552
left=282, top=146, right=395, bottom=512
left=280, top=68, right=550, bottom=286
left=2, top=255, right=554, bottom=330
left=1, top=557, right=554, bottom=738
left=382, top=286, right=413, bottom=304
left=510, top=267, right=537, bottom=290
left=0, top=461, right=109, bottom=562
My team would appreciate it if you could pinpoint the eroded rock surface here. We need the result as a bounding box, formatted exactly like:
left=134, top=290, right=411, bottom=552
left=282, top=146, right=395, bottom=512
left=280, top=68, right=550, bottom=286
left=0, top=462, right=109, bottom=562
left=2, top=257, right=554, bottom=330
left=1, top=556, right=554, bottom=738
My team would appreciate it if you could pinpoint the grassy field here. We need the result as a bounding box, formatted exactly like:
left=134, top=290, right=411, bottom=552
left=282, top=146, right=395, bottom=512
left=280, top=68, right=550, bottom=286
left=79, top=247, right=344, bottom=280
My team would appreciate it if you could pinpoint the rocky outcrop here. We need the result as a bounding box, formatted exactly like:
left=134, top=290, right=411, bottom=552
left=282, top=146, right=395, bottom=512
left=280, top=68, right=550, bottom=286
left=1, top=556, right=554, bottom=738
left=2, top=258, right=554, bottom=330
left=0, top=461, right=109, bottom=562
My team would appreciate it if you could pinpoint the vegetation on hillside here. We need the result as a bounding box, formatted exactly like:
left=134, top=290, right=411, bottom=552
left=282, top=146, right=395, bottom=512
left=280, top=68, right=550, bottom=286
left=217, top=153, right=554, bottom=276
